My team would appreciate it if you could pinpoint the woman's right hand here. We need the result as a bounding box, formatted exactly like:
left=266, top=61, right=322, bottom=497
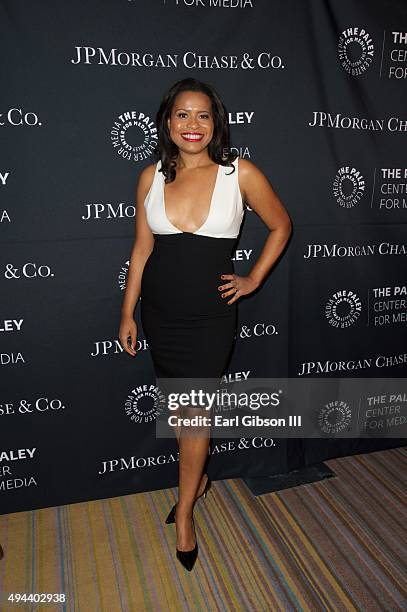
left=119, top=316, right=138, bottom=357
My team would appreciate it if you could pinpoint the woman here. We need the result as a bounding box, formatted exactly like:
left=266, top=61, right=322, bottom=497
left=119, top=78, right=292, bottom=571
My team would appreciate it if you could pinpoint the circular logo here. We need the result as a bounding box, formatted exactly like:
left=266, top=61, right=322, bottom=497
left=124, top=384, right=166, bottom=423
left=338, top=27, right=374, bottom=75
left=318, top=400, right=352, bottom=435
left=110, top=110, right=158, bottom=162
left=325, top=290, right=362, bottom=328
left=333, top=166, right=365, bottom=208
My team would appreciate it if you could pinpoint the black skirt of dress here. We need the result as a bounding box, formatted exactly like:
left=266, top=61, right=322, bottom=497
left=140, top=232, right=238, bottom=380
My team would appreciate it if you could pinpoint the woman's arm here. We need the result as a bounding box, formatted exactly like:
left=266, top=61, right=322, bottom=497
left=119, top=164, right=155, bottom=354
left=219, top=158, right=292, bottom=304
left=241, top=157, right=292, bottom=287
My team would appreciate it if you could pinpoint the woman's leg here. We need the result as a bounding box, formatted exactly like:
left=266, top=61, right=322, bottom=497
left=171, top=405, right=209, bottom=499
left=175, top=418, right=211, bottom=550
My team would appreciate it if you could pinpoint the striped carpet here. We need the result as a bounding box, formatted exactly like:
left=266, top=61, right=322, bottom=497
left=0, top=446, right=406, bottom=611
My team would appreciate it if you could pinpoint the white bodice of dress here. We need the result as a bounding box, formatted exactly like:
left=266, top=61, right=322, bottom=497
left=144, top=156, right=244, bottom=238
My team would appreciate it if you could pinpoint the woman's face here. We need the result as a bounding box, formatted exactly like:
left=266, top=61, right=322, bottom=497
left=167, top=90, right=214, bottom=155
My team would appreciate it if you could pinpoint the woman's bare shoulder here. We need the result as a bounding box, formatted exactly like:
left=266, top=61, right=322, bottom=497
left=134, top=162, right=158, bottom=208
left=136, top=161, right=157, bottom=194
left=139, top=161, right=157, bottom=184
left=236, top=157, right=263, bottom=200
left=237, top=157, right=260, bottom=176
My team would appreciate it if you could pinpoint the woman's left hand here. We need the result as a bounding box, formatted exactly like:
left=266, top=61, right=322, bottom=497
left=218, top=274, right=260, bottom=305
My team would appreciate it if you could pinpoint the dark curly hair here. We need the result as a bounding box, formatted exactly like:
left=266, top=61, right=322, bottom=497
left=154, top=78, right=237, bottom=183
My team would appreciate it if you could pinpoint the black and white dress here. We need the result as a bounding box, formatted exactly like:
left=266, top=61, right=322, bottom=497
left=141, top=156, right=244, bottom=381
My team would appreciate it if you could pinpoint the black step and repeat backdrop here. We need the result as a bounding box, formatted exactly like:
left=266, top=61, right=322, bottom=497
left=1, top=1, right=406, bottom=514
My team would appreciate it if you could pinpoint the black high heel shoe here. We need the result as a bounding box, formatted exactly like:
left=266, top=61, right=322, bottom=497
left=176, top=515, right=198, bottom=571
left=165, top=475, right=211, bottom=525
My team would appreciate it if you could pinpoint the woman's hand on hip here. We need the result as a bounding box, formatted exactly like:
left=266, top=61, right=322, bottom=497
left=218, top=274, right=260, bottom=305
